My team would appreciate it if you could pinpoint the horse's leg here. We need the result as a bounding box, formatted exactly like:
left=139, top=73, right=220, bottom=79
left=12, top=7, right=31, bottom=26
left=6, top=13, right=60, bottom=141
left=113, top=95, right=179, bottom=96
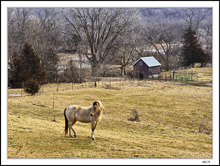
left=69, top=128, right=73, bottom=137
left=69, top=120, right=77, bottom=138
left=71, top=127, right=76, bottom=137
left=91, top=120, right=98, bottom=140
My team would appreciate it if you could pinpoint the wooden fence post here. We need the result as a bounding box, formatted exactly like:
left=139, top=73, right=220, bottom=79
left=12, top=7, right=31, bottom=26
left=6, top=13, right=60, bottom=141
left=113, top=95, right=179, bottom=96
left=53, top=92, right=55, bottom=109
left=56, top=78, right=59, bottom=92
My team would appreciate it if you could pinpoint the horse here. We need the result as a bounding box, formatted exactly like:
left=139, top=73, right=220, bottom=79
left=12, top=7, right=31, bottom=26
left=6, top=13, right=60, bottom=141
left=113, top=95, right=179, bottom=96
left=64, top=101, right=104, bottom=140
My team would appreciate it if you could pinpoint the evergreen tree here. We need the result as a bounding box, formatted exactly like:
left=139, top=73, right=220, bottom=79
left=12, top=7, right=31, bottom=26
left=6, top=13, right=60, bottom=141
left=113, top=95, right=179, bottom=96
left=21, top=42, right=46, bottom=94
left=9, top=42, right=46, bottom=93
left=181, top=26, right=209, bottom=67
left=8, top=50, right=24, bottom=88
left=21, top=42, right=46, bottom=83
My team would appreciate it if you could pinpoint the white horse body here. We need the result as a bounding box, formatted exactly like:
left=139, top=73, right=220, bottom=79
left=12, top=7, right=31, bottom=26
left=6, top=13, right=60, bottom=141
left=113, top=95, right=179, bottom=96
left=66, top=105, right=93, bottom=123
left=64, top=101, right=104, bottom=140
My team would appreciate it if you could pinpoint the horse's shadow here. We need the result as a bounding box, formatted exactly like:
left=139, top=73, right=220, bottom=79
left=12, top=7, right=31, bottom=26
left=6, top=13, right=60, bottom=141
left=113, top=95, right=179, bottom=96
left=64, top=135, right=97, bottom=143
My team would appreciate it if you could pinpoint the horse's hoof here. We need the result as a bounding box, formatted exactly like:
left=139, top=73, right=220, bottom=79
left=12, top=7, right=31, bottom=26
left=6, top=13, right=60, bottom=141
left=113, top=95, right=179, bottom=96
left=92, top=137, right=95, bottom=140
left=74, top=135, right=76, bottom=138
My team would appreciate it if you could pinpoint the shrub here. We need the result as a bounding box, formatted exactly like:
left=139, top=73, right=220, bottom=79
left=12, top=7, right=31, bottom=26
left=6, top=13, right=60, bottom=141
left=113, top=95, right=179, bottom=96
left=23, top=79, right=40, bottom=95
left=199, top=120, right=211, bottom=135
left=128, top=108, right=140, bottom=122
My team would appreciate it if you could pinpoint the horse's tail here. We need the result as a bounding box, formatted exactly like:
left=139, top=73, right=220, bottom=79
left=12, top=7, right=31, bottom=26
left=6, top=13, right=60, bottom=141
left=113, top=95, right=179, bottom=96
left=64, top=108, right=68, bottom=135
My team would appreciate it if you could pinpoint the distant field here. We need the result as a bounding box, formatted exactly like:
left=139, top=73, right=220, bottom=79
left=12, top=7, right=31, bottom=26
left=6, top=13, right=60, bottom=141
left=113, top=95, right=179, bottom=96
left=7, top=67, right=212, bottom=158
left=160, top=67, right=212, bottom=84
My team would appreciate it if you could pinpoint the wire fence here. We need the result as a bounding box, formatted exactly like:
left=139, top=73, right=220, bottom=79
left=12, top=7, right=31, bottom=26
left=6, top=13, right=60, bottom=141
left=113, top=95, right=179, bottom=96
left=172, top=71, right=198, bottom=84
left=8, top=70, right=211, bottom=99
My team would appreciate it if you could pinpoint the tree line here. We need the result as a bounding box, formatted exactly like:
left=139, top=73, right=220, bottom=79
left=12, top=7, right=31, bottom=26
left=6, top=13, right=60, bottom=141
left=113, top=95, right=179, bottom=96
left=8, top=8, right=212, bottom=94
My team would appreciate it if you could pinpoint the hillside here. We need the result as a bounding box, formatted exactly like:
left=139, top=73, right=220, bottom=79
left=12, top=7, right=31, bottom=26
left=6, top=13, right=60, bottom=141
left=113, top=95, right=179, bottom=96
left=140, top=8, right=212, bottom=20
left=7, top=67, right=212, bottom=158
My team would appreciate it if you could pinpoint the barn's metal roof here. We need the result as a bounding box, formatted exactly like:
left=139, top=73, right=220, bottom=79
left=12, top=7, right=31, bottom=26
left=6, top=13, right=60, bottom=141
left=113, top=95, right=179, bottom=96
left=133, top=56, right=161, bottom=67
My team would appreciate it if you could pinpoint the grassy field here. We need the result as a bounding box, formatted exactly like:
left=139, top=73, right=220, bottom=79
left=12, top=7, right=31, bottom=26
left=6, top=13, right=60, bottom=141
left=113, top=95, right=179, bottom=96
left=7, top=67, right=212, bottom=159
left=160, top=67, right=213, bottom=84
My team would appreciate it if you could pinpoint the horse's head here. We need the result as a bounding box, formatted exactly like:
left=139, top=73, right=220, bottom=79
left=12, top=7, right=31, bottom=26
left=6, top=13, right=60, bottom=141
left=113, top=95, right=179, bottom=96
left=90, top=101, right=104, bottom=117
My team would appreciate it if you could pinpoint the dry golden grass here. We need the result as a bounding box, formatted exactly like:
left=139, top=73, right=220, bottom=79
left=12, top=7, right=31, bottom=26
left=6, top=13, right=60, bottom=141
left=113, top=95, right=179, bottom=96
left=8, top=67, right=212, bottom=158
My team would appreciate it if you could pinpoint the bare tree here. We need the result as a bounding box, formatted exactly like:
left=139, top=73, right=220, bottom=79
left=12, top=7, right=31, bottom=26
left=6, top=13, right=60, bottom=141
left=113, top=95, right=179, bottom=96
left=182, top=8, right=206, bottom=32
left=32, top=8, right=62, bottom=57
left=182, top=8, right=211, bottom=44
left=119, top=45, right=135, bottom=77
left=8, top=8, right=32, bottom=60
left=201, top=17, right=212, bottom=64
left=76, top=42, right=88, bottom=82
left=8, top=8, right=63, bottom=83
left=30, top=8, right=63, bottom=82
left=112, top=32, right=137, bottom=77
left=60, top=8, right=138, bottom=76
left=142, top=23, right=180, bottom=71
left=8, top=8, right=61, bottom=59
left=182, top=8, right=212, bottom=66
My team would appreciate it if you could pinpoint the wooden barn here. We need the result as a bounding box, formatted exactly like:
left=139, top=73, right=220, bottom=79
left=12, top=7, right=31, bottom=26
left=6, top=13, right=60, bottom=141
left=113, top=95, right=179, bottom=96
left=133, top=56, right=161, bottom=78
